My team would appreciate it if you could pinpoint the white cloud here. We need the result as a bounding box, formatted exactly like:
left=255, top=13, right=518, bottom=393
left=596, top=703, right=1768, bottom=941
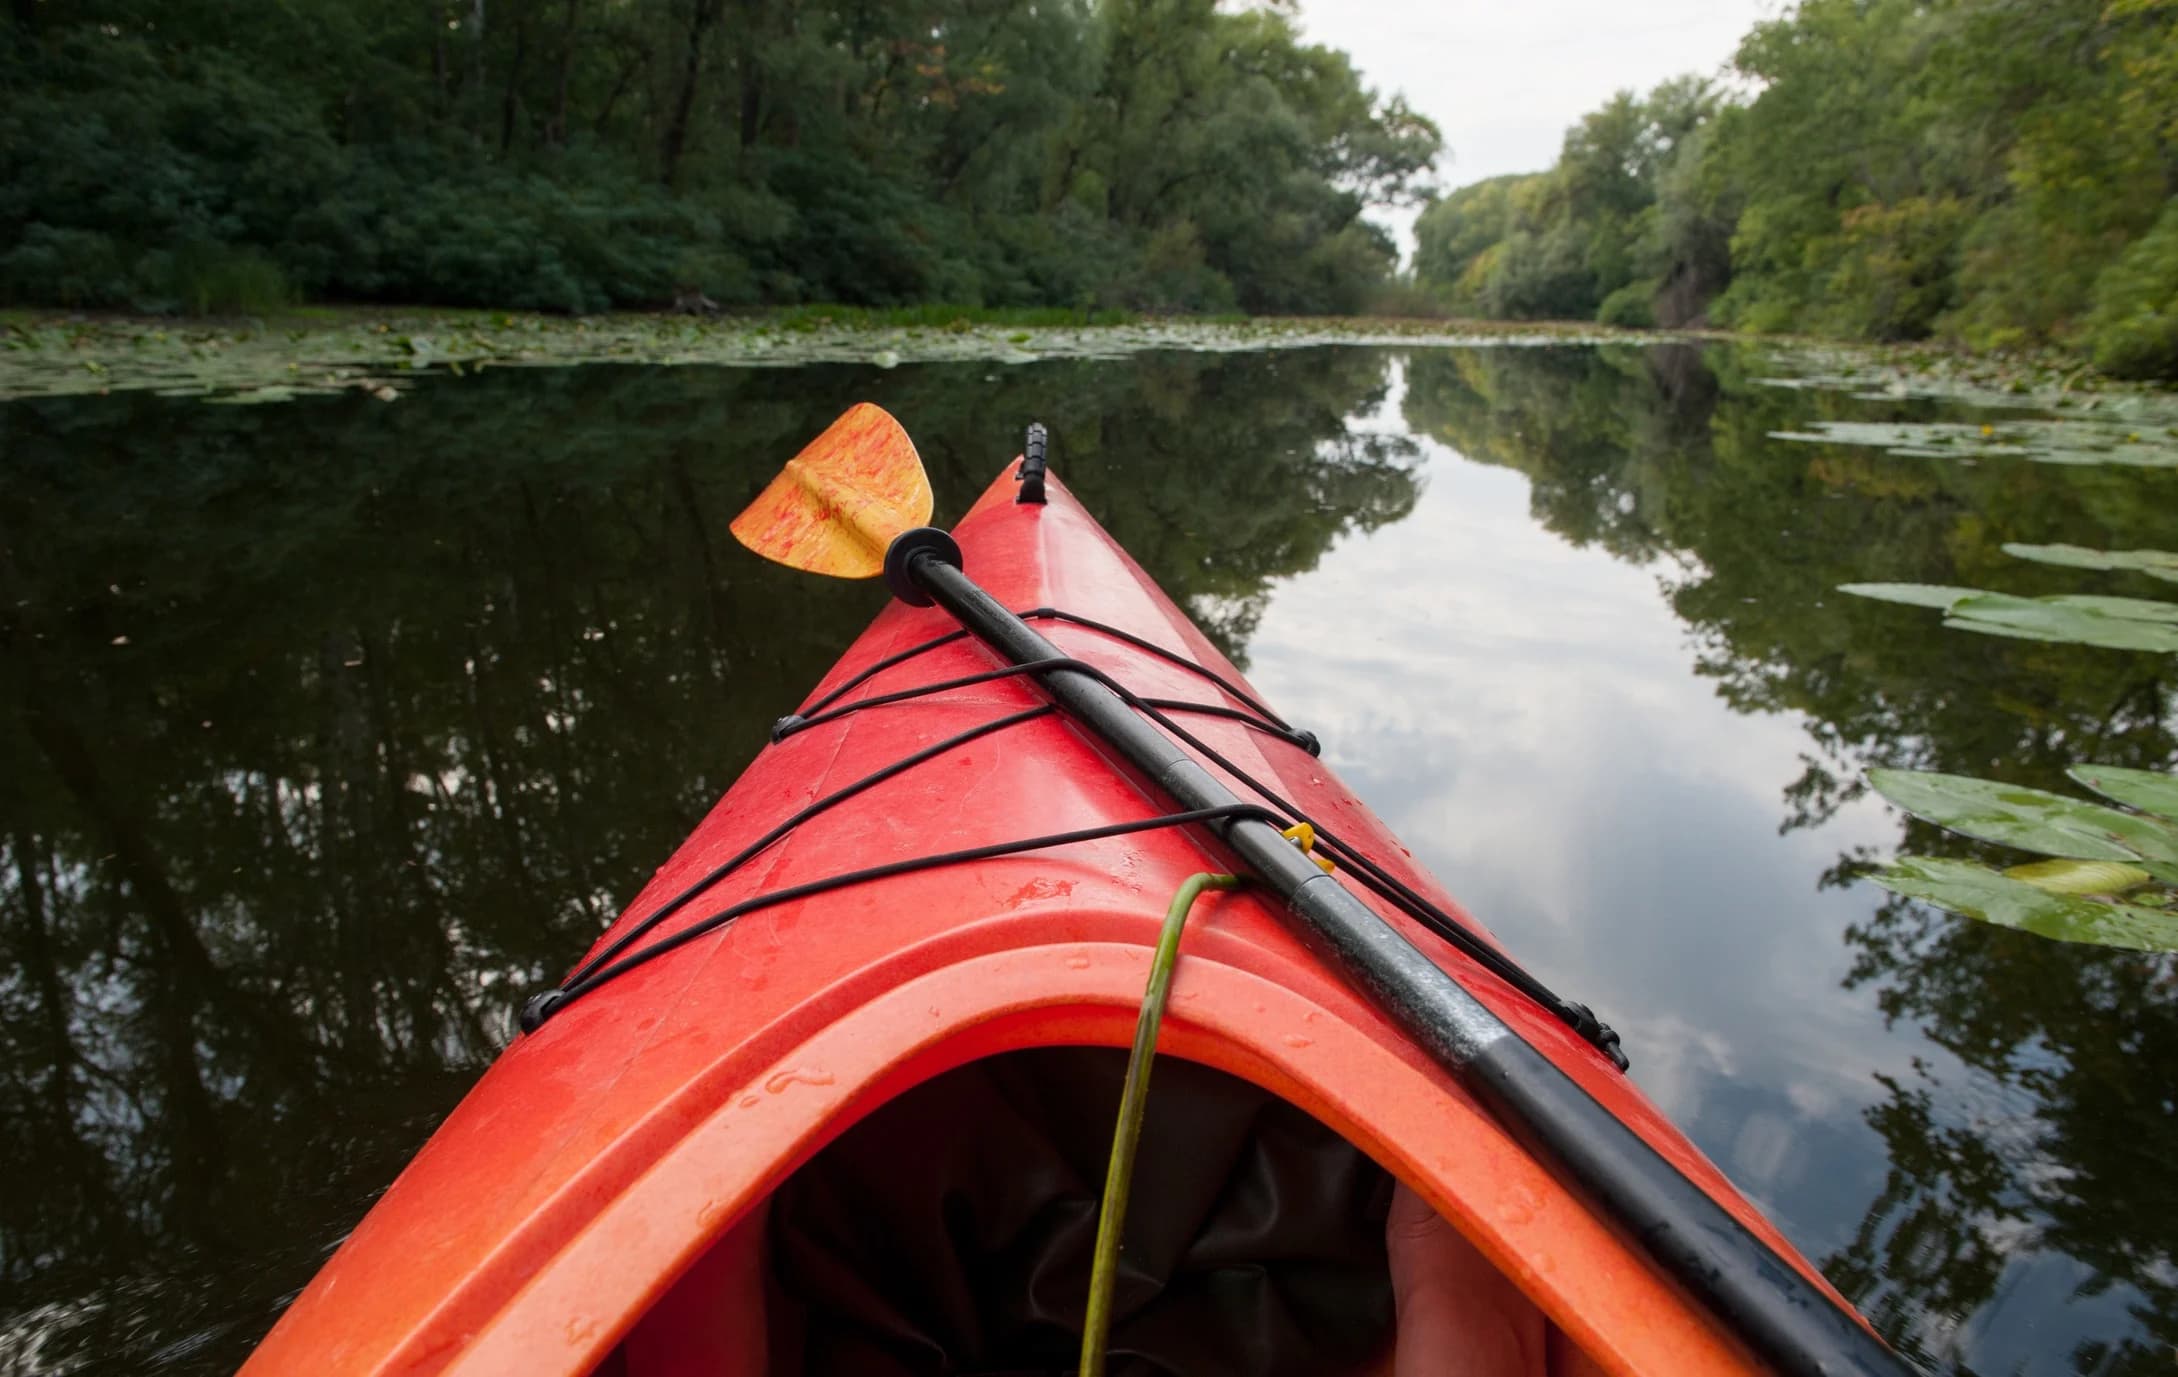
left=1293, top=0, right=1782, bottom=258
left=1298, top=0, right=1779, bottom=189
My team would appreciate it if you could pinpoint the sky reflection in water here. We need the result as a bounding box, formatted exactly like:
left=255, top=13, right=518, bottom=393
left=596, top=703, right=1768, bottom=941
left=1248, top=369, right=2147, bottom=1370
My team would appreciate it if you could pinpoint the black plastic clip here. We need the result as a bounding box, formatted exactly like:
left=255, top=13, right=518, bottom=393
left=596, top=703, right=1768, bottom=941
left=1016, top=422, right=1048, bottom=504
left=519, top=988, right=568, bottom=1033
left=1566, top=1003, right=1630, bottom=1071
left=882, top=527, right=965, bottom=606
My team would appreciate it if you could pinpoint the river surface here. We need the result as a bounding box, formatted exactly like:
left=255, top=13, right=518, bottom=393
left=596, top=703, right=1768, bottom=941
left=1, top=344, right=2172, bottom=1375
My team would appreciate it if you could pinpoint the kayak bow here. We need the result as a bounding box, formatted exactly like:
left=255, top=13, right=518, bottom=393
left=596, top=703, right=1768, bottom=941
left=242, top=408, right=1900, bottom=1377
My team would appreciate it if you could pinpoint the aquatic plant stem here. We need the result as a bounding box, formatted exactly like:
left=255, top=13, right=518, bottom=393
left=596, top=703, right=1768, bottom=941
left=1080, top=870, right=1238, bottom=1377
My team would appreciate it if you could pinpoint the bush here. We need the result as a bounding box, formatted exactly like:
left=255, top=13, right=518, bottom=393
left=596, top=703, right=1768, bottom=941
left=1361, top=276, right=1451, bottom=319
left=135, top=241, right=293, bottom=314
left=1809, top=196, right=1970, bottom=341
left=2085, top=200, right=2178, bottom=381
left=1481, top=224, right=1596, bottom=320
left=1596, top=280, right=1659, bottom=328
left=0, top=226, right=129, bottom=307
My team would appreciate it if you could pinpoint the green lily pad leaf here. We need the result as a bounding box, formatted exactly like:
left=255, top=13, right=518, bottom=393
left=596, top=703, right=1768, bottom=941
left=1769, top=415, right=2178, bottom=469
left=2038, top=594, right=2178, bottom=623
left=2067, top=764, right=2178, bottom=824
left=1838, top=582, right=1978, bottom=609
left=1873, top=856, right=2178, bottom=952
left=2001, top=858, right=2153, bottom=895
left=2002, top=543, right=2178, bottom=584
left=1866, top=768, right=2178, bottom=864
left=1939, top=614, right=2054, bottom=642
left=1944, top=593, right=2178, bottom=652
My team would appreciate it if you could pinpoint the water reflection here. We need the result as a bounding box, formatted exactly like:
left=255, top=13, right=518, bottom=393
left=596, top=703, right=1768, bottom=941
left=2, top=342, right=2172, bottom=1377
left=0, top=353, right=1420, bottom=1372
left=1387, top=346, right=2175, bottom=1374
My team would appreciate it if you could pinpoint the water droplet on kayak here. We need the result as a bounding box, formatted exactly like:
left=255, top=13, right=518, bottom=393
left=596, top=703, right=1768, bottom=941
left=740, top=1094, right=761, bottom=1109
left=765, top=1066, right=835, bottom=1094
left=1499, top=1187, right=1542, bottom=1226
left=928, top=1005, right=943, bottom=1019
left=565, top=1316, right=597, bottom=1343
left=1281, top=1034, right=1312, bottom=1049
left=1063, top=953, right=1091, bottom=969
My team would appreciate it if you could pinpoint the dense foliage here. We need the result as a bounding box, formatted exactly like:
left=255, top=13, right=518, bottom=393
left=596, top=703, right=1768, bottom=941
left=0, top=0, right=1438, bottom=315
left=1413, top=0, right=2178, bottom=379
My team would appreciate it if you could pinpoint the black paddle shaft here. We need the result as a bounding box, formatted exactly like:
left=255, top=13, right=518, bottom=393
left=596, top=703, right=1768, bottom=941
left=896, top=535, right=1907, bottom=1377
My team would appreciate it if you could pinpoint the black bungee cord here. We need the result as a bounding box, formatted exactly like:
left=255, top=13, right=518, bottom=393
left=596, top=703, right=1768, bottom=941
left=531, top=802, right=1291, bottom=1020
left=773, top=613, right=1620, bottom=1065
left=787, top=607, right=1312, bottom=750
left=519, top=610, right=1623, bottom=1072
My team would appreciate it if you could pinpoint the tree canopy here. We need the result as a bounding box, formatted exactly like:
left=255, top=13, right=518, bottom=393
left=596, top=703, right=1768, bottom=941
left=1413, top=0, right=2178, bottom=379
left=0, top=0, right=1439, bottom=315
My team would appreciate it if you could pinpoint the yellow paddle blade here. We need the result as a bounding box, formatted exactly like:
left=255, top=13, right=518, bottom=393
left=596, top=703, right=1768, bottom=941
left=730, top=403, right=933, bottom=578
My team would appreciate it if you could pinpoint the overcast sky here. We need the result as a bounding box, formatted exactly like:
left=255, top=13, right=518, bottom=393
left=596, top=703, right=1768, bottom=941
left=1297, top=0, right=1781, bottom=232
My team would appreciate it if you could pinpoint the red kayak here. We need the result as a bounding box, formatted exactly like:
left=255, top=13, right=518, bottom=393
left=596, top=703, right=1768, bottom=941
left=243, top=420, right=1880, bottom=1376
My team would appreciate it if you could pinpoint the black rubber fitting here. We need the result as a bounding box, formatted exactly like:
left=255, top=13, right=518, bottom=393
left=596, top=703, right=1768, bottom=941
left=883, top=527, right=964, bottom=607
left=1017, top=422, right=1049, bottom=504
left=519, top=988, right=568, bottom=1033
left=1567, top=1002, right=1630, bottom=1071
left=1294, top=729, right=1322, bottom=757
left=771, top=714, right=807, bottom=742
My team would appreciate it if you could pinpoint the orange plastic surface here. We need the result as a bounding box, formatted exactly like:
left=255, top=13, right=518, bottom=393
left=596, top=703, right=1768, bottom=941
left=244, top=461, right=1862, bottom=1377
left=728, top=402, right=932, bottom=579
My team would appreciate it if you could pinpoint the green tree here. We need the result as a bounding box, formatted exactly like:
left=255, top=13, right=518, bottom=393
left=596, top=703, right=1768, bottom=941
left=1410, top=0, right=2178, bottom=374
left=0, top=0, right=1438, bottom=315
left=1413, top=78, right=1722, bottom=325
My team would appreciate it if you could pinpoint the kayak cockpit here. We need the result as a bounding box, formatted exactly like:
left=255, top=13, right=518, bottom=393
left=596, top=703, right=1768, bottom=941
left=598, top=1049, right=1391, bottom=1375
left=591, top=1049, right=1599, bottom=1377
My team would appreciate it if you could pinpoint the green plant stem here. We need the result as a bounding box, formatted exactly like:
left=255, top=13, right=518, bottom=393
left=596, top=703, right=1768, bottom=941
left=1079, top=870, right=1238, bottom=1377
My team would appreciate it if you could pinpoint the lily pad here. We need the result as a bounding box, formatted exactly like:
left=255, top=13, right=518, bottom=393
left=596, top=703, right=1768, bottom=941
left=2067, top=764, right=2178, bottom=822
left=0, top=310, right=1676, bottom=404
left=1943, top=593, right=2178, bottom=652
left=2002, top=543, right=2178, bottom=584
left=1838, top=582, right=1979, bottom=609
left=1842, top=581, right=2178, bottom=651
left=1872, top=856, right=2178, bottom=952
left=1767, top=413, right=2178, bottom=470
left=1866, top=768, right=2178, bottom=867
left=2001, top=858, right=2154, bottom=895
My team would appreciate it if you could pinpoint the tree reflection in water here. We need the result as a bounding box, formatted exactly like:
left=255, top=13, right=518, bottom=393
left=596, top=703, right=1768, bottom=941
left=1405, top=345, right=2175, bottom=1374
left=0, top=351, right=1420, bottom=1373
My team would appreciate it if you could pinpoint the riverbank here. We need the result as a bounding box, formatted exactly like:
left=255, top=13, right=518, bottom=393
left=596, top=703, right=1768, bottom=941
left=0, top=308, right=1673, bottom=404
left=3, top=307, right=2171, bottom=413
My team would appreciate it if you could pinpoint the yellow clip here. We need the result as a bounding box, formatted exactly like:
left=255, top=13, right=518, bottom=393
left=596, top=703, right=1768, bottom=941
left=1281, top=823, right=1336, bottom=874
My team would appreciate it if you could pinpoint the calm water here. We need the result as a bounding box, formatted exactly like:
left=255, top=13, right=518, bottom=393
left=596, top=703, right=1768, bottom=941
left=1, top=346, right=2172, bottom=1375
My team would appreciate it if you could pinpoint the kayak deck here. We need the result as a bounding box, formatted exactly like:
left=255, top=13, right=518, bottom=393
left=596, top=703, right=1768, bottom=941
left=243, top=463, right=1848, bottom=1376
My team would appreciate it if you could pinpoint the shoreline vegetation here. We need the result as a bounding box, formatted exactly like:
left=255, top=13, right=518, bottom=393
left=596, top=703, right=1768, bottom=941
left=0, top=307, right=1675, bottom=403
left=1411, top=0, right=2178, bottom=382
left=2, top=2, right=1437, bottom=322
left=7, top=1, right=2172, bottom=381
left=7, top=306, right=2174, bottom=413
